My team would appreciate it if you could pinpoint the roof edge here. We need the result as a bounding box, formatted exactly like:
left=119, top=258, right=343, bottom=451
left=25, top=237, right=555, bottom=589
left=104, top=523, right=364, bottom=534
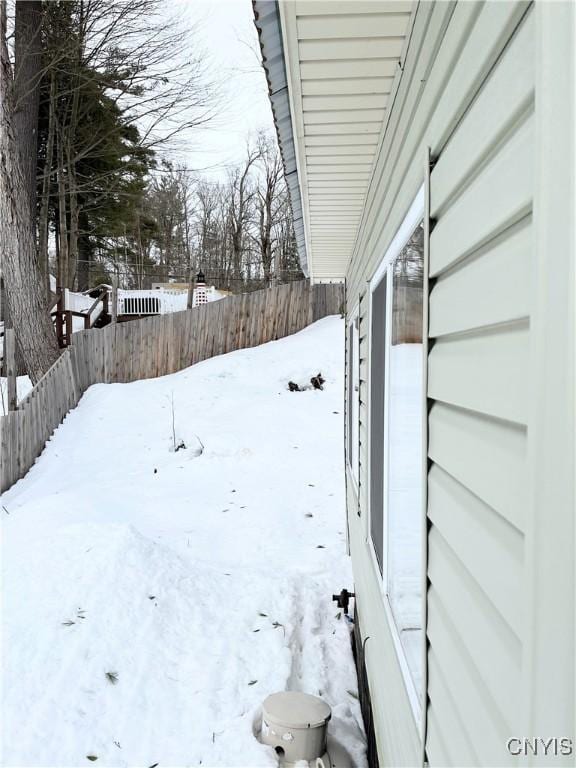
left=252, top=0, right=309, bottom=278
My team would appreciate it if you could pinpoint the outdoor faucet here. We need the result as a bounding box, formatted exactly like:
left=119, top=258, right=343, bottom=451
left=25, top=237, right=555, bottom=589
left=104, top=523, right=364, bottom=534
left=332, top=589, right=355, bottom=615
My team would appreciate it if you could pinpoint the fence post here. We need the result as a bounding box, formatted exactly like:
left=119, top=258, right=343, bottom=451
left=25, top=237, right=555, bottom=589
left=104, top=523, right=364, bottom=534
left=5, top=328, right=17, bottom=411
left=308, top=280, right=315, bottom=326
left=111, top=275, right=118, bottom=324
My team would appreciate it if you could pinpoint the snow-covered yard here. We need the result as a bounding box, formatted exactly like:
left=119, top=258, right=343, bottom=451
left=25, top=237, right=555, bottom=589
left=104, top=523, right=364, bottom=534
left=0, top=317, right=366, bottom=768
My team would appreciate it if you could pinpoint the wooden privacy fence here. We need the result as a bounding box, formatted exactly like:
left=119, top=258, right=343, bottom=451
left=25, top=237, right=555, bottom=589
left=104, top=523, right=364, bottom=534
left=0, top=280, right=343, bottom=492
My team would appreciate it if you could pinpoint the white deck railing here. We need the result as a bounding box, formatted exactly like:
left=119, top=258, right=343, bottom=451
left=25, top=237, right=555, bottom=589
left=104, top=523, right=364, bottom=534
left=117, top=287, right=223, bottom=316
left=117, top=289, right=188, bottom=316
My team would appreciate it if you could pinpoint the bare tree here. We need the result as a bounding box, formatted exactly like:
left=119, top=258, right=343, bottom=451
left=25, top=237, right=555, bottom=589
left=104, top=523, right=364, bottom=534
left=179, top=135, right=301, bottom=292
left=143, top=164, right=195, bottom=283
left=254, top=135, right=284, bottom=284
left=38, top=0, right=214, bottom=290
left=193, top=180, right=229, bottom=280
left=274, top=192, right=300, bottom=282
left=1, top=0, right=60, bottom=382
left=227, top=144, right=260, bottom=283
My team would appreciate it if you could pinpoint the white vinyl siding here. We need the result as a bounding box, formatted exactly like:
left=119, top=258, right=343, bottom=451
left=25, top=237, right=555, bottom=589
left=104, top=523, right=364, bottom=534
left=347, top=311, right=360, bottom=485
left=342, top=2, right=541, bottom=765
left=357, top=290, right=369, bottom=513
left=426, top=7, right=534, bottom=765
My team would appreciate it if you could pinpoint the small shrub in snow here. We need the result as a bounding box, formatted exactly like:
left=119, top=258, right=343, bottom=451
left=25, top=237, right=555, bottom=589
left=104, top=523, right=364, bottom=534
left=168, top=392, right=203, bottom=454
left=271, top=621, right=284, bottom=636
left=105, top=671, right=119, bottom=685
left=287, top=372, right=326, bottom=392
left=310, top=372, right=325, bottom=390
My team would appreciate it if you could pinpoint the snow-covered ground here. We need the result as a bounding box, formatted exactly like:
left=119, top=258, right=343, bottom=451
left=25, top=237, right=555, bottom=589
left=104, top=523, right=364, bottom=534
left=0, top=317, right=366, bottom=768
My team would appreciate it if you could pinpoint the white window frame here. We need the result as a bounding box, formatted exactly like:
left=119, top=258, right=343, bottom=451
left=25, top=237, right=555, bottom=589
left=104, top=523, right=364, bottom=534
left=366, top=185, right=426, bottom=730
left=347, top=306, right=360, bottom=489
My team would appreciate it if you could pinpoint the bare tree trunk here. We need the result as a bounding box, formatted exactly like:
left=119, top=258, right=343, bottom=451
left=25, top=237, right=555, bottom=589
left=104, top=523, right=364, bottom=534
left=135, top=211, right=144, bottom=289
left=38, top=73, right=56, bottom=296
left=66, top=36, right=81, bottom=290
left=12, top=0, right=45, bottom=372
left=68, top=164, right=79, bottom=289
left=14, top=0, right=42, bottom=223
left=56, top=137, right=69, bottom=287
left=76, top=208, right=91, bottom=290
left=1, top=4, right=60, bottom=383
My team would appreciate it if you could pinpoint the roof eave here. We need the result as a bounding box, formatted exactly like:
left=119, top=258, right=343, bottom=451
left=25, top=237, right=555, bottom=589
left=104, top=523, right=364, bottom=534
left=253, top=0, right=309, bottom=279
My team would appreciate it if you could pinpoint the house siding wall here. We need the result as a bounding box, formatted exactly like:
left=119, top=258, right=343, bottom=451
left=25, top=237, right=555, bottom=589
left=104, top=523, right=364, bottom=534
left=426, top=8, right=534, bottom=761
left=342, top=1, right=565, bottom=765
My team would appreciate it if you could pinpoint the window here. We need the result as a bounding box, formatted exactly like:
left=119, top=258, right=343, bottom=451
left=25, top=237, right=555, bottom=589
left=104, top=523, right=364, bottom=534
left=369, top=189, right=426, bottom=717
left=370, top=275, right=387, bottom=571
left=347, top=311, right=360, bottom=485
left=387, top=222, right=425, bottom=695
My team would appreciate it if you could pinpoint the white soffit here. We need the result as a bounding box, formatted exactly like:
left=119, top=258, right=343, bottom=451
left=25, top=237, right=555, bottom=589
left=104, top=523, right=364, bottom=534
left=278, top=0, right=414, bottom=282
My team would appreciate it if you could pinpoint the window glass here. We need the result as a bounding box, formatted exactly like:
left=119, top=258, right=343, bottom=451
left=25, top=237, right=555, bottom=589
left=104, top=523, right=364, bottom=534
left=347, top=321, right=354, bottom=463
left=387, top=222, right=425, bottom=692
left=370, top=274, right=387, bottom=573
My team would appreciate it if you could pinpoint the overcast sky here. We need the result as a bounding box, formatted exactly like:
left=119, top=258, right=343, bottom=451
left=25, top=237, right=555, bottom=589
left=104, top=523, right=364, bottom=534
left=170, top=0, right=275, bottom=179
